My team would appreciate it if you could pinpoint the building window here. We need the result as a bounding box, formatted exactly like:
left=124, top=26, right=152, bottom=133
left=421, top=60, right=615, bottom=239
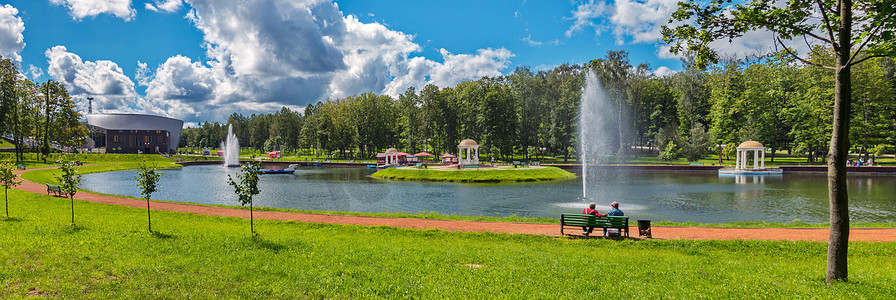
left=113, top=135, right=119, bottom=143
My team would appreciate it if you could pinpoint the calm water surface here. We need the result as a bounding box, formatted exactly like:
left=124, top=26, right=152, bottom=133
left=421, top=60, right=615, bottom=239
left=80, top=165, right=896, bottom=223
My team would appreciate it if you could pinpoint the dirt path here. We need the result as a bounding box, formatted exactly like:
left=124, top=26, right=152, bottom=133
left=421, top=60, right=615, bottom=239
left=14, top=166, right=896, bottom=242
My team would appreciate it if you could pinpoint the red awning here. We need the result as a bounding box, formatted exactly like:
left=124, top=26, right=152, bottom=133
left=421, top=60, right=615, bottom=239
left=397, top=152, right=410, bottom=156
left=441, top=153, right=456, bottom=158
left=413, top=152, right=434, bottom=157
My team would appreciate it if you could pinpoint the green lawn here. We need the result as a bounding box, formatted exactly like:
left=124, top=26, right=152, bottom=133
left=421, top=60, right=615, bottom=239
left=371, top=166, right=576, bottom=182
left=1, top=189, right=894, bottom=298
left=0, top=139, right=14, bottom=149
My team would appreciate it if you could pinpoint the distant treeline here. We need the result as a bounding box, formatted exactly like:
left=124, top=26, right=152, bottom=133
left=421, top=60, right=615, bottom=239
left=175, top=49, right=894, bottom=162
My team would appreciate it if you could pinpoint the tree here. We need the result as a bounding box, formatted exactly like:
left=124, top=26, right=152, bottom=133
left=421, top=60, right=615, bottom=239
left=56, top=156, right=81, bottom=224
left=0, top=160, right=22, bottom=217
left=681, top=123, right=713, bottom=162
left=135, top=162, right=162, bottom=232
left=227, top=160, right=261, bottom=234
left=590, top=50, right=634, bottom=162
left=663, top=0, right=896, bottom=282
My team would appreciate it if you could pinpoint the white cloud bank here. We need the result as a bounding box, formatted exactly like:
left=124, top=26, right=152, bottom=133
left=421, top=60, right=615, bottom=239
left=0, top=4, right=25, bottom=63
left=128, top=0, right=515, bottom=122
left=50, top=0, right=136, bottom=21
left=45, top=45, right=138, bottom=113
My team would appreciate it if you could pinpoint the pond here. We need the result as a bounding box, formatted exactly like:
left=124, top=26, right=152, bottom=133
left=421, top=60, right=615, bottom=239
left=79, top=165, right=896, bottom=223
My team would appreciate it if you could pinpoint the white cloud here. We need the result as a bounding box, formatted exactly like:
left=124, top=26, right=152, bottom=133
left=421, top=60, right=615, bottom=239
left=28, top=65, right=43, bottom=79
left=45, top=46, right=138, bottom=114
left=50, top=0, right=135, bottom=21
left=608, top=0, right=678, bottom=44
left=522, top=34, right=542, bottom=46
left=0, top=4, right=25, bottom=63
left=145, top=0, right=182, bottom=13
left=652, top=66, right=676, bottom=77
left=130, top=0, right=516, bottom=122
left=565, top=1, right=608, bottom=38
left=383, top=48, right=513, bottom=98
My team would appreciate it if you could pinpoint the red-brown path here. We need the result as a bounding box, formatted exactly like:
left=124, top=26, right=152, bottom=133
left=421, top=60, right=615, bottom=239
left=13, top=166, right=896, bottom=242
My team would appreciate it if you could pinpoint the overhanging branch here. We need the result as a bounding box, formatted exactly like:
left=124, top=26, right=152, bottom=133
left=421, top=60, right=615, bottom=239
left=777, top=37, right=834, bottom=69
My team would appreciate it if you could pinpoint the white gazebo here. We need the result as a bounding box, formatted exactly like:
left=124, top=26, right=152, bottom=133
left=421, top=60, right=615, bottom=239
left=384, top=148, right=401, bottom=165
left=735, top=141, right=765, bottom=170
left=458, top=139, right=480, bottom=165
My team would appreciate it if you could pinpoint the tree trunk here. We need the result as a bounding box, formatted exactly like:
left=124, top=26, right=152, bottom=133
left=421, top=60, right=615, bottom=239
left=826, top=2, right=852, bottom=282
left=250, top=200, right=254, bottom=234
left=70, top=195, right=75, bottom=224
left=5, top=187, right=8, bottom=217
left=147, top=198, right=152, bottom=232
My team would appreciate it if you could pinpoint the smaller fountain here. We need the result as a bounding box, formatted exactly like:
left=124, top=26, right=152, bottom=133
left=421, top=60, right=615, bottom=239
left=221, top=124, right=240, bottom=167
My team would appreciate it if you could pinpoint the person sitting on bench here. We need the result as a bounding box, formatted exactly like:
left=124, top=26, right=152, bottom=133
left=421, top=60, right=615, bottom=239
left=604, top=202, right=624, bottom=236
left=582, top=203, right=605, bottom=236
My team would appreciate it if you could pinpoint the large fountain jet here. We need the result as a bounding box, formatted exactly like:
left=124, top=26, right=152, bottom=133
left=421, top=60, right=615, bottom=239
left=222, top=124, right=240, bottom=167
left=579, top=70, right=616, bottom=199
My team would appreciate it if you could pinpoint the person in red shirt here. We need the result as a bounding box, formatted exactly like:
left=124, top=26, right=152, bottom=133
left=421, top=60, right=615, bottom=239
left=582, top=203, right=605, bottom=236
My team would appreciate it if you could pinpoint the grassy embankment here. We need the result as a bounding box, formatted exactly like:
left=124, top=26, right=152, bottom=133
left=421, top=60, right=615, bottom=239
left=2, top=189, right=895, bottom=298
left=371, top=166, right=576, bottom=182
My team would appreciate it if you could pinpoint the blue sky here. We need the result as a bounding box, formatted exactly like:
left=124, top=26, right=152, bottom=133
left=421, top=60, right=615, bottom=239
left=0, top=0, right=774, bottom=124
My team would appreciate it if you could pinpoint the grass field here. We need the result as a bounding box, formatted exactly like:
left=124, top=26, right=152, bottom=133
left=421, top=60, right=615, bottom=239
left=371, top=166, right=577, bottom=182
left=1, top=189, right=894, bottom=298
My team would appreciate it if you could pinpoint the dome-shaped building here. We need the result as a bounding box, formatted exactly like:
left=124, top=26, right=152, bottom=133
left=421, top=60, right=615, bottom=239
left=85, top=113, right=183, bottom=154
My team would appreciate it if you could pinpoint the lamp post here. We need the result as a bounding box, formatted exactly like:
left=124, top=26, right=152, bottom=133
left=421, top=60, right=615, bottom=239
left=539, top=147, right=546, bottom=165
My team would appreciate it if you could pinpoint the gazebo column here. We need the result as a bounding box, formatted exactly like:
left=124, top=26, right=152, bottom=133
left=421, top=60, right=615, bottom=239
left=753, top=150, right=759, bottom=169
left=761, top=150, right=765, bottom=169
left=735, top=149, right=741, bottom=169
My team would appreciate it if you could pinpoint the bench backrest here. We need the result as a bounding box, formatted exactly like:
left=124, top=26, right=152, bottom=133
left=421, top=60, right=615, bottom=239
left=561, top=214, right=628, bottom=227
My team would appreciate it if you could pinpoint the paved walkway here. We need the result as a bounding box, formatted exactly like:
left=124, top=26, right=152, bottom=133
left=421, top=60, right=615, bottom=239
left=14, top=166, right=896, bottom=242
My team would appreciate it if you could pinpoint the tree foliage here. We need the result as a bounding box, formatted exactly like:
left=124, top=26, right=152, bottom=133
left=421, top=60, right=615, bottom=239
left=135, top=162, right=162, bottom=232
left=0, top=160, right=22, bottom=217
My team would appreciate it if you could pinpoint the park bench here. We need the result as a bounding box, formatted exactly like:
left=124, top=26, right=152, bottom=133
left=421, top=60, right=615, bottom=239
left=16, top=163, right=26, bottom=170
left=463, top=164, right=478, bottom=169
left=414, top=162, right=427, bottom=168
left=512, top=161, right=528, bottom=168
left=560, top=214, right=629, bottom=237
left=46, top=184, right=64, bottom=197
left=688, top=162, right=704, bottom=165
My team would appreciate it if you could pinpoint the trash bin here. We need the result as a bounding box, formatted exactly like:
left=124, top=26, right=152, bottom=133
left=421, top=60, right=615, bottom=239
left=637, top=219, right=652, bottom=238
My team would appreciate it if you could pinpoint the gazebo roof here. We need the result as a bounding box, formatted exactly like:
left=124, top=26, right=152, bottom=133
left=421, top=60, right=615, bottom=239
left=458, top=139, right=478, bottom=147
left=737, top=140, right=764, bottom=149
left=385, top=148, right=398, bottom=153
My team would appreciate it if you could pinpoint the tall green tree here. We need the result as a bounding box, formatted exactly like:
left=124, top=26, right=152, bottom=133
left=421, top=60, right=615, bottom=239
left=663, top=0, right=896, bottom=282
left=590, top=50, right=634, bottom=161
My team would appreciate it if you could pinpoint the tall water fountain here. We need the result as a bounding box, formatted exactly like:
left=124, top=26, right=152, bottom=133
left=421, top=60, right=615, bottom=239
left=579, top=70, right=617, bottom=200
left=221, top=124, right=240, bottom=167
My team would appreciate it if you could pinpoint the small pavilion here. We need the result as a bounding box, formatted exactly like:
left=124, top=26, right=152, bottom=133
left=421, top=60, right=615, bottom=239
left=458, top=139, right=480, bottom=165
left=735, top=141, right=765, bottom=170
left=383, top=148, right=401, bottom=165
